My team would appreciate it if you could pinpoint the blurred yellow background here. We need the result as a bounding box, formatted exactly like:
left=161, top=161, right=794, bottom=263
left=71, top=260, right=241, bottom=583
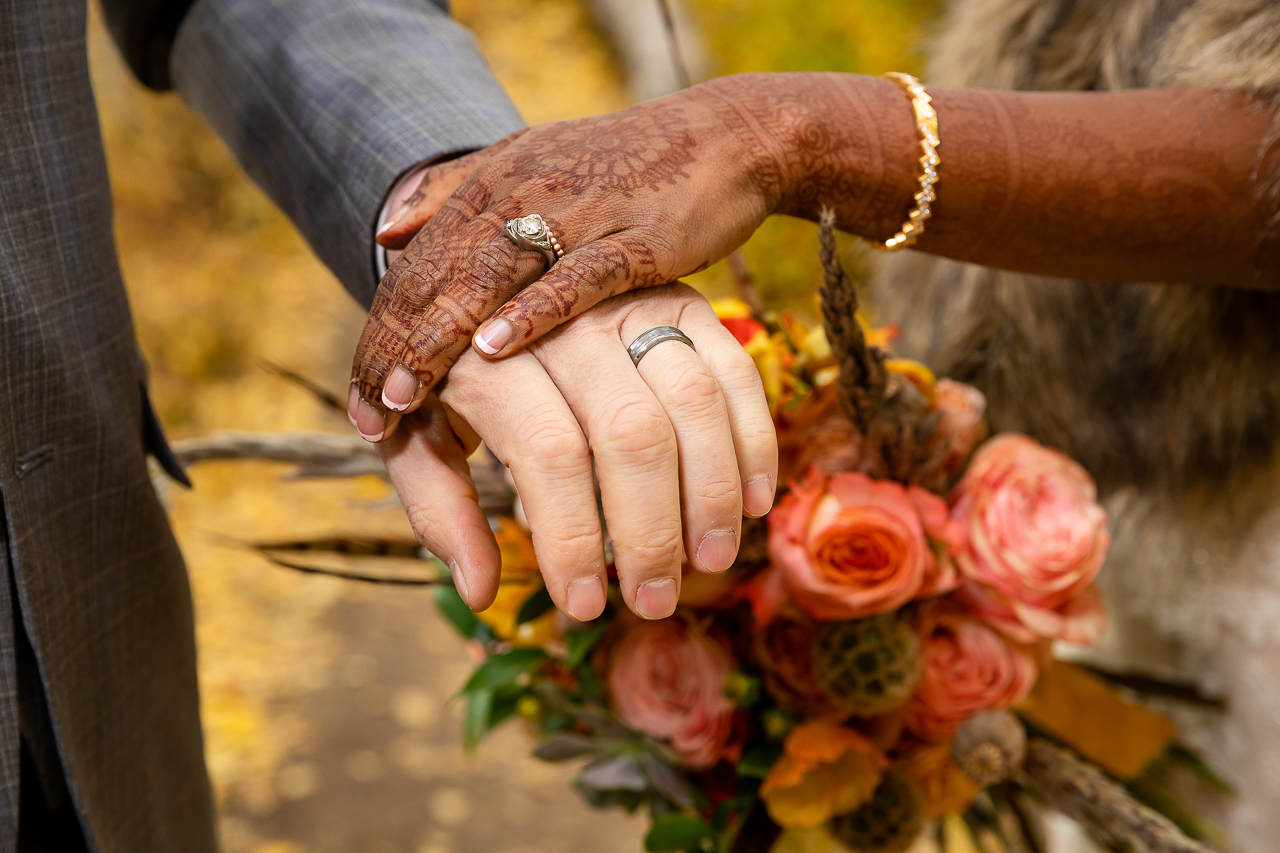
left=88, top=1, right=937, bottom=850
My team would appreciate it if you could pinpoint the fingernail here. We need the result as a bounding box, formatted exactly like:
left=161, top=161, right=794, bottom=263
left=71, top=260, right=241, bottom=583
left=376, top=218, right=396, bottom=237
left=382, top=365, right=419, bottom=411
left=355, top=399, right=386, bottom=442
left=449, top=559, right=471, bottom=608
left=696, top=529, right=738, bottom=573
left=565, top=576, right=605, bottom=622
left=636, top=577, right=678, bottom=620
left=744, top=476, right=776, bottom=518
left=474, top=319, right=513, bottom=355
left=346, top=385, right=359, bottom=427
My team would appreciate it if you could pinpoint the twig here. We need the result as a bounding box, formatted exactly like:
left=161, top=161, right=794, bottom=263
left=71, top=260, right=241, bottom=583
left=170, top=430, right=514, bottom=512
left=257, top=552, right=447, bottom=586
left=727, top=250, right=766, bottom=320
left=655, top=0, right=692, bottom=90
left=1020, top=740, right=1216, bottom=853
left=1079, top=664, right=1227, bottom=711
left=257, top=359, right=347, bottom=413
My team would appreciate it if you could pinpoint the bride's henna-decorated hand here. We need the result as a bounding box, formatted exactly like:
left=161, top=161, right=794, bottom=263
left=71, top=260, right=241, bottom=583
left=350, top=72, right=1280, bottom=440
left=347, top=75, right=808, bottom=441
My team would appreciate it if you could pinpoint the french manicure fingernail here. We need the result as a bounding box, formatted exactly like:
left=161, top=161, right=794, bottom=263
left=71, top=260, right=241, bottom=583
left=346, top=385, right=359, bottom=427
left=696, top=529, right=738, bottom=573
left=565, top=576, right=606, bottom=622
left=448, top=559, right=471, bottom=608
left=744, top=476, right=776, bottom=518
left=636, top=577, right=678, bottom=620
left=474, top=319, right=513, bottom=355
left=355, top=399, right=386, bottom=442
left=382, top=365, right=419, bottom=411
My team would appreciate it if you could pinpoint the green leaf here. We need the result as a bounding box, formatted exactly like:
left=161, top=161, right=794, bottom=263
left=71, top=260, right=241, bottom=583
left=464, top=689, right=494, bottom=749
left=516, top=586, right=555, bottom=624
left=433, top=585, right=483, bottom=640
left=564, top=623, right=608, bottom=668
left=489, top=686, right=525, bottom=731
left=461, top=648, right=547, bottom=694
left=645, top=814, right=713, bottom=852
left=737, top=742, right=783, bottom=779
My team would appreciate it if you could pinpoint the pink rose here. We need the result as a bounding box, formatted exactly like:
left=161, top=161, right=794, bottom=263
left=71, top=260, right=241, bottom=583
left=605, top=619, right=736, bottom=768
left=769, top=469, right=948, bottom=621
left=951, top=434, right=1110, bottom=612
left=956, top=579, right=1108, bottom=646
left=905, top=600, right=1038, bottom=743
left=934, top=380, right=988, bottom=473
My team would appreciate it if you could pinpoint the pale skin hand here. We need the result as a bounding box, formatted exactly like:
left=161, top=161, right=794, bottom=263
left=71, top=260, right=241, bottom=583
left=378, top=283, right=777, bottom=620
left=349, top=72, right=1280, bottom=443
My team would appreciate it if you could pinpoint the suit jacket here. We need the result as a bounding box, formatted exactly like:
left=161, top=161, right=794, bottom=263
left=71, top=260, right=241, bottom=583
left=0, top=1, right=522, bottom=850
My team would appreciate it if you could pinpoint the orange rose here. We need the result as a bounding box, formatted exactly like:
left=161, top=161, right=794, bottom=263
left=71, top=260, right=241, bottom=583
left=950, top=435, right=1109, bottom=619
left=769, top=469, right=954, bottom=621
left=904, top=601, right=1037, bottom=743
left=604, top=619, right=736, bottom=769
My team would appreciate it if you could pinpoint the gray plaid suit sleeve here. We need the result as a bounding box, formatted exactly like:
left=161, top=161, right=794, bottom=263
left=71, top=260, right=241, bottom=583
left=169, top=0, right=525, bottom=307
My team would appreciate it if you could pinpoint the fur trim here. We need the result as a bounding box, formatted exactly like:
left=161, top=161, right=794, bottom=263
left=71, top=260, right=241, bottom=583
left=871, top=0, right=1280, bottom=497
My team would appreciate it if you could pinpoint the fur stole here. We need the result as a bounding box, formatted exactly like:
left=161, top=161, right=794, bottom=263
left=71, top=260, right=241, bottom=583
left=870, top=0, right=1280, bottom=502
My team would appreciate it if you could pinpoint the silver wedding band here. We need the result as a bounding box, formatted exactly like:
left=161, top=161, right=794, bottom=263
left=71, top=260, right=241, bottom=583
left=628, top=326, right=696, bottom=367
left=503, top=214, right=564, bottom=267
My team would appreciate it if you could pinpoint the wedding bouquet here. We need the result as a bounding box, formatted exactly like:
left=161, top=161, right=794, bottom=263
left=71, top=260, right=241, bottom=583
left=435, top=218, right=1220, bottom=853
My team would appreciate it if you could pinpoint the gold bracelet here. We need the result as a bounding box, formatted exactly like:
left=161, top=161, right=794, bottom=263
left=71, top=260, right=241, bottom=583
left=878, top=72, right=938, bottom=251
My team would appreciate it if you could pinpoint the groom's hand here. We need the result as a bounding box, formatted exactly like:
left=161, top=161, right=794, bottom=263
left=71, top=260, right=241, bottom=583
left=379, top=284, right=776, bottom=621
left=347, top=76, right=790, bottom=442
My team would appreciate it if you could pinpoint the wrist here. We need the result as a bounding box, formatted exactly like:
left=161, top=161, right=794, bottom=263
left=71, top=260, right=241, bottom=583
left=759, top=73, right=922, bottom=239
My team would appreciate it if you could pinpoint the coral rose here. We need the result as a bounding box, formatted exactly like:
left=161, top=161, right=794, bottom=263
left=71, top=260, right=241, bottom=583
left=604, top=619, right=736, bottom=769
left=951, top=434, right=1109, bottom=612
left=904, top=601, right=1038, bottom=743
left=769, top=469, right=957, bottom=621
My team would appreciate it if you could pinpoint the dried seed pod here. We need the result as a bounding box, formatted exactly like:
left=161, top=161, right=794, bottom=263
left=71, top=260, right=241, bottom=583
left=952, top=709, right=1027, bottom=786
left=828, top=770, right=926, bottom=853
left=811, top=613, right=922, bottom=715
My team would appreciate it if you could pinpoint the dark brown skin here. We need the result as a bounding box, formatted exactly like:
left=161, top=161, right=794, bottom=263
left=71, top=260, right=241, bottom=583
left=348, top=72, right=1280, bottom=440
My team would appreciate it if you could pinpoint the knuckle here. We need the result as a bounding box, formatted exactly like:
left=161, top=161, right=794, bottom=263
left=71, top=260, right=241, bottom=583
left=535, top=523, right=601, bottom=565
left=522, top=412, right=588, bottom=464
left=618, top=527, right=683, bottom=570
left=596, top=394, right=675, bottom=460
left=665, top=364, right=723, bottom=410
left=689, top=473, right=741, bottom=507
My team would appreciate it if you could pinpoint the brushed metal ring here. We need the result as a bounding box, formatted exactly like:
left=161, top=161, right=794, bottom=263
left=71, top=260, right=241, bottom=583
left=627, top=326, right=696, bottom=367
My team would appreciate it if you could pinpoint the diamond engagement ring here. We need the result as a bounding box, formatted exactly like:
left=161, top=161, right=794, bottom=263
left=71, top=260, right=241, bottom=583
left=503, top=214, right=564, bottom=267
left=627, top=326, right=697, bottom=367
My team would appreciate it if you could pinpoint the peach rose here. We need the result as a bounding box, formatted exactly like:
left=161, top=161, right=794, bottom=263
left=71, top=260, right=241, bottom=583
left=904, top=601, right=1037, bottom=743
left=934, top=380, right=988, bottom=474
left=769, top=469, right=959, bottom=621
left=605, top=620, right=736, bottom=769
left=951, top=434, right=1110, bottom=612
left=956, top=579, right=1108, bottom=646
